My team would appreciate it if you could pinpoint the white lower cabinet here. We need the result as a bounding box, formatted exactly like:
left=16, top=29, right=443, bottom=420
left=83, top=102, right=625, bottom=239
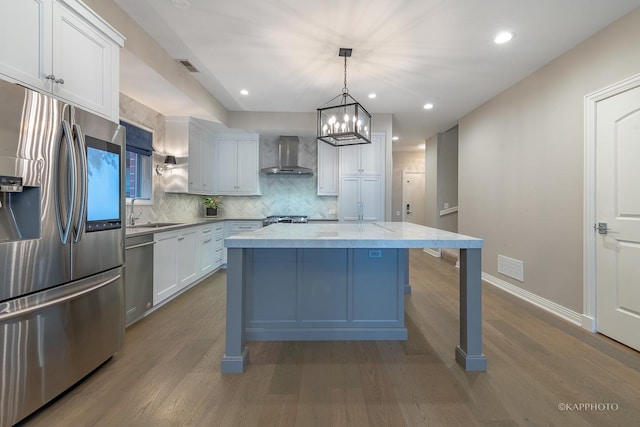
left=177, top=227, right=198, bottom=289
left=153, top=222, right=223, bottom=306
left=199, top=223, right=223, bottom=276
left=153, top=231, right=179, bottom=305
left=213, top=223, right=224, bottom=270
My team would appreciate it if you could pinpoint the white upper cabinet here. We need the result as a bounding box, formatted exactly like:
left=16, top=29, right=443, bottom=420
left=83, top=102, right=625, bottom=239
left=0, top=0, right=50, bottom=90
left=213, top=134, right=260, bottom=196
left=165, top=117, right=216, bottom=195
left=0, top=0, right=124, bottom=121
left=339, top=132, right=384, bottom=176
left=317, top=140, right=338, bottom=196
left=337, top=131, right=386, bottom=221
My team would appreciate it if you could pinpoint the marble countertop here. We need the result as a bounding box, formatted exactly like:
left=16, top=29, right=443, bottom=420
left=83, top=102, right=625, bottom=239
left=124, top=217, right=263, bottom=237
left=225, top=222, right=483, bottom=249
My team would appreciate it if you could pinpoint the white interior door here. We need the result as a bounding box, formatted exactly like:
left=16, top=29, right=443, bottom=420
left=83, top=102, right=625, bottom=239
left=402, top=171, right=426, bottom=225
left=595, top=84, right=640, bottom=351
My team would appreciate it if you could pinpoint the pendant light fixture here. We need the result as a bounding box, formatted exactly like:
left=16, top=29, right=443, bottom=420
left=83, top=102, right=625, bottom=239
left=317, top=48, right=371, bottom=147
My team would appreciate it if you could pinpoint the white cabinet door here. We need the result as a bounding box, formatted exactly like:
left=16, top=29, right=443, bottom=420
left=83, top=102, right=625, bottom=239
left=153, top=231, right=179, bottom=305
left=236, top=139, right=259, bottom=193
left=199, top=225, right=216, bottom=277
left=165, top=118, right=216, bottom=195
left=215, top=138, right=238, bottom=193
left=339, top=132, right=384, bottom=176
left=201, top=136, right=215, bottom=193
left=317, top=141, right=338, bottom=196
left=338, top=177, right=360, bottom=221
left=52, top=1, right=115, bottom=118
left=338, top=176, right=382, bottom=222
left=340, top=144, right=362, bottom=175
left=361, top=177, right=382, bottom=221
left=0, top=0, right=50, bottom=90
left=214, top=134, right=260, bottom=195
left=361, top=133, right=384, bottom=175
left=177, top=228, right=198, bottom=289
left=188, top=122, right=204, bottom=192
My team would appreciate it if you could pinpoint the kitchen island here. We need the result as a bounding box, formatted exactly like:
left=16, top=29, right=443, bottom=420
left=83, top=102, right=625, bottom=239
left=221, top=222, right=486, bottom=373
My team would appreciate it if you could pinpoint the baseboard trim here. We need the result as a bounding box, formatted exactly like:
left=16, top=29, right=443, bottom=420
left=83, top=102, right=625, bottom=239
left=423, top=248, right=441, bottom=258
left=482, top=273, right=582, bottom=326
left=581, top=315, right=596, bottom=332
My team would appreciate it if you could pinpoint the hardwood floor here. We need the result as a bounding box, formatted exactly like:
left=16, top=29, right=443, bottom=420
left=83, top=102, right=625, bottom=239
left=20, top=250, right=640, bottom=426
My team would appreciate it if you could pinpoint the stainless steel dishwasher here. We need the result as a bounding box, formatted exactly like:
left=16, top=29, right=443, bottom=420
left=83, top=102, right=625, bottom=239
left=125, top=233, right=154, bottom=326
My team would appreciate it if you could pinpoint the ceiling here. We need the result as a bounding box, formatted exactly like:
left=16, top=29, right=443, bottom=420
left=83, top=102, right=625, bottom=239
left=114, top=0, right=640, bottom=150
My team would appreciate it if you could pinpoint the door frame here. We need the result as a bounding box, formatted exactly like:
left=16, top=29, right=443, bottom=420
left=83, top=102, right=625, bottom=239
left=583, top=72, right=640, bottom=333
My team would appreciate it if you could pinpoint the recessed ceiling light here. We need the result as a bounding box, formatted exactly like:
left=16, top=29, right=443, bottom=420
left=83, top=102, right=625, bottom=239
left=423, top=103, right=434, bottom=110
left=368, top=93, right=377, bottom=99
left=240, top=89, right=249, bottom=95
left=494, top=31, right=515, bottom=44
left=392, top=136, right=399, bottom=141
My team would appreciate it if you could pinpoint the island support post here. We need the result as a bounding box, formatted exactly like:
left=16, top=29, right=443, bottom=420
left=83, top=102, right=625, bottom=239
left=456, top=248, right=487, bottom=371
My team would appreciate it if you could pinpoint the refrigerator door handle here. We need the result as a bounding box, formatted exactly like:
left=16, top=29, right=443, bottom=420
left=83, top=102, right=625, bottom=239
left=72, top=120, right=87, bottom=243
left=54, top=119, right=75, bottom=244
left=0, top=274, right=121, bottom=322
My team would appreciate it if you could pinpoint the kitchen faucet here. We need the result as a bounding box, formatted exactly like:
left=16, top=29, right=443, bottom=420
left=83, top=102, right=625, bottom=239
left=129, top=198, right=140, bottom=226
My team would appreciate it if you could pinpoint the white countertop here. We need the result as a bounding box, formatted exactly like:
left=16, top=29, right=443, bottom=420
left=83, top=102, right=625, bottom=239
left=225, top=222, right=483, bottom=249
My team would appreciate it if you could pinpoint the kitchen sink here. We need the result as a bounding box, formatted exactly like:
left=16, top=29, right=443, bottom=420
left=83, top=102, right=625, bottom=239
left=127, top=222, right=182, bottom=229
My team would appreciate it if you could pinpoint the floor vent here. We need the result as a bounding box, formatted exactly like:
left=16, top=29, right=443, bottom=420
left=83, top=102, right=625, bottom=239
left=177, top=59, right=199, bottom=72
left=498, top=255, right=524, bottom=282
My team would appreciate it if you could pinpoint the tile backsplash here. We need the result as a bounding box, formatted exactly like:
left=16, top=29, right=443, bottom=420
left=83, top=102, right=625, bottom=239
left=120, top=95, right=337, bottom=223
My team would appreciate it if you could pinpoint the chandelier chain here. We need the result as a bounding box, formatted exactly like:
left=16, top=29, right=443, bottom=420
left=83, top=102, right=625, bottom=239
left=343, top=55, right=349, bottom=95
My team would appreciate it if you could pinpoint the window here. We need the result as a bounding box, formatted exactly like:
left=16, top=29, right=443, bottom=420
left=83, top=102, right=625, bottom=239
left=120, top=120, right=153, bottom=201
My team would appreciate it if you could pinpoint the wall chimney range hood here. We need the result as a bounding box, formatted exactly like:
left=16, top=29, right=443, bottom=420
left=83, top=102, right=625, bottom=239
left=261, top=136, right=313, bottom=175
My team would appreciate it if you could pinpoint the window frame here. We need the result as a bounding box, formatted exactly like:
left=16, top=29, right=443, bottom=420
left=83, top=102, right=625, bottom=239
left=121, top=119, right=154, bottom=206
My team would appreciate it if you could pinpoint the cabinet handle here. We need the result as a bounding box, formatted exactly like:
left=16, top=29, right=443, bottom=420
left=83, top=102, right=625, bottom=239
left=46, top=74, right=64, bottom=84
left=203, top=239, right=212, bottom=244
left=178, top=237, right=184, bottom=241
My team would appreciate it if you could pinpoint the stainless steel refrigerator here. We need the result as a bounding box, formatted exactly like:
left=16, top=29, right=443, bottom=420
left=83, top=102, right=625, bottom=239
left=0, top=79, right=125, bottom=427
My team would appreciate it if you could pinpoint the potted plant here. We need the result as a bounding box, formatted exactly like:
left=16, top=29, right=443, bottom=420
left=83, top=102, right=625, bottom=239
left=202, top=196, right=222, bottom=217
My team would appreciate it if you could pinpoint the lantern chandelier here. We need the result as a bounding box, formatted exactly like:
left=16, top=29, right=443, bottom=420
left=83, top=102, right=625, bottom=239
left=317, top=48, right=372, bottom=147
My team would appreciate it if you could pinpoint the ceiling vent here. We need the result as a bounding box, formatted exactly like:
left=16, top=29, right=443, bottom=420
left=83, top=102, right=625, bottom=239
left=177, top=59, right=199, bottom=73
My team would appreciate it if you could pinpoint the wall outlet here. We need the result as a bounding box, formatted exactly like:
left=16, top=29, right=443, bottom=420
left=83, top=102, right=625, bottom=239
left=444, top=202, right=449, bottom=209
left=396, top=210, right=401, bottom=216
left=328, top=209, right=336, bottom=215
left=368, top=250, right=382, bottom=258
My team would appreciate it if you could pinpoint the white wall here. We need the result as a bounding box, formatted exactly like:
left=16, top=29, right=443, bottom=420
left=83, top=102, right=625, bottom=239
left=458, top=8, right=640, bottom=313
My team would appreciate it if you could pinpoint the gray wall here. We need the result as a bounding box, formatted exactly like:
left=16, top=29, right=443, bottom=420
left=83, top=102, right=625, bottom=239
left=425, top=135, right=438, bottom=228
left=437, top=126, right=458, bottom=233
left=458, top=8, right=640, bottom=313
left=424, top=126, right=458, bottom=232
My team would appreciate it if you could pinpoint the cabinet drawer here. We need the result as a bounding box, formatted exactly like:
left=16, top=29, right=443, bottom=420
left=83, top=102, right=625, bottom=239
left=227, top=221, right=263, bottom=234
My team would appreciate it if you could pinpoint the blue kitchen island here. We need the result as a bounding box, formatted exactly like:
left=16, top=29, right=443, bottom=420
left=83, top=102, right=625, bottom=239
left=221, top=222, right=486, bottom=373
